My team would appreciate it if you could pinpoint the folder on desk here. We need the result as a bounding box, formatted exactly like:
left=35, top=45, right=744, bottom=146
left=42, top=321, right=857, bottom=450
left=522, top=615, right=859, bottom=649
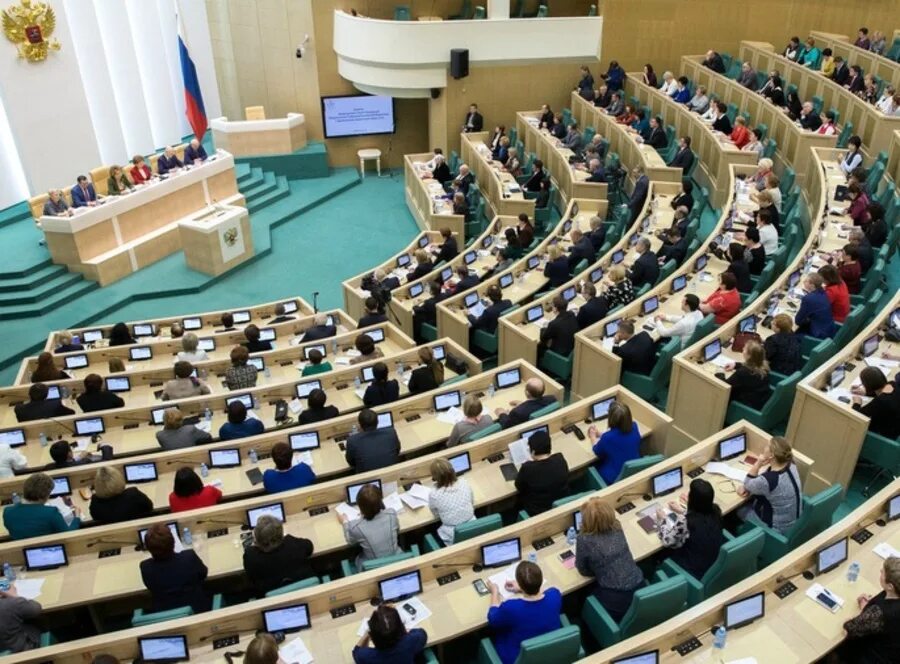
left=468, top=301, right=486, bottom=319
left=500, top=463, right=518, bottom=482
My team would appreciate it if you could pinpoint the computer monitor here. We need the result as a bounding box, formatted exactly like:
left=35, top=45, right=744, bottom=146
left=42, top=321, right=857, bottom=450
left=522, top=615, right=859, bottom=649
left=694, top=255, right=707, bottom=272
left=671, top=275, right=687, bottom=293
left=347, top=479, right=382, bottom=505
left=258, top=327, right=276, bottom=342
left=829, top=365, right=846, bottom=389
left=133, top=323, right=154, bottom=337
left=562, top=286, right=577, bottom=302
left=724, top=591, right=765, bottom=630
left=124, top=462, right=158, bottom=483
left=495, top=367, right=521, bottom=389
left=396, top=253, right=411, bottom=268
left=738, top=316, right=757, bottom=333
left=129, top=346, right=153, bottom=361
left=368, top=327, right=385, bottom=343
left=449, top=451, right=471, bottom=475
left=703, top=338, right=722, bottom=362
left=611, top=651, right=659, bottom=664
left=295, top=380, right=321, bottom=399
left=483, top=235, right=493, bottom=249
left=499, top=272, right=514, bottom=289
left=50, top=476, right=71, bottom=497
left=862, top=334, right=879, bottom=357
left=717, top=433, right=747, bottom=460
left=247, top=357, right=265, bottom=372
left=246, top=503, right=286, bottom=528
left=573, top=510, right=583, bottom=533
left=641, top=296, right=659, bottom=316
left=0, top=429, right=26, bottom=448
left=138, top=636, right=189, bottom=663
left=289, top=431, right=320, bottom=451
left=464, top=292, right=480, bottom=309
left=604, top=319, right=620, bottom=338
left=527, top=255, right=540, bottom=270
left=440, top=266, right=453, bottom=283
left=591, top=397, right=615, bottom=421
left=562, top=219, right=573, bottom=234
left=182, top=317, right=202, bottom=330
left=82, top=329, right=103, bottom=343
left=408, top=282, right=424, bottom=298
left=209, top=449, right=241, bottom=468
left=232, top=310, right=251, bottom=324
left=464, top=251, right=477, bottom=265
left=889, top=494, right=900, bottom=521
left=282, top=300, right=299, bottom=314
left=432, top=344, right=446, bottom=361
left=64, top=354, right=89, bottom=370
left=788, top=270, right=800, bottom=290
left=304, top=344, right=326, bottom=360
left=526, top=305, right=544, bottom=323
left=150, top=407, right=169, bottom=426
left=651, top=467, right=683, bottom=497
left=433, top=390, right=461, bottom=412
left=74, top=417, right=105, bottom=437
left=198, top=337, right=216, bottom=352
left=262, top=604, right=311, bottom=634
left=377, top=412, right=393, bottom=429
left=138, top=522, right=178, bottom=548
left=379, top=570, right=423, bottom=603
left=628, top=232, right=639, bottom=247
left=612, top=249, right=625, bottom=264
left=418, top=235, right=430, bottom=248
left=23, top=544, right=68, bottom=571
left=360, top=366, right=375, bottom=383
left=46, top=385, right=61, bottom=400
left=226, top=393, right=253, bottom=409
left=522, top=425, right=549, bottom=442
left=481, top=538, right=521, bottom=568
left=105, top=376, right=131, bottom=392
left=816, top=537, right=848, bottom=575
left=590, top=267, right=604, bottom=283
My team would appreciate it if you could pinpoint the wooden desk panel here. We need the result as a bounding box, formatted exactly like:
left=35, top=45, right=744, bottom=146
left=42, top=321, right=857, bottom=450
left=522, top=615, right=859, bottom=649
left=810, top=30, right=900, bottom=91
left=403, top=154, right=465, bottom=240
left=460, top=133, right=536, bottom=219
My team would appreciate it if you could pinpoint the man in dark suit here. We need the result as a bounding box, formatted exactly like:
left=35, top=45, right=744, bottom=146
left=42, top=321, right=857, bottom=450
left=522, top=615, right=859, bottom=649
left=831, top=56, right=849, bottom=85
left=585, top=158, right=606, bottom=183
left=539, top=105, right=555, bottom=128
left=567, top=229, right=595, bottom=272
left=628, top=238, right=660, bottom=289
left=298, top=389, right=339, bottom=425
left=612, top=321, right=656, bottom=374
left=627, top=166, right=650, bottom=223
left=539, top=296, right=579, bottom=357
left=669, top=206, right=690, bottom=238
left=669, top=136, right=694, bottom=172
left=703, top=50, right=726, bottom=73
left=495, top=378, right=557, bottom=429
left=345, top=409, right=401, bottom=472
left=184, top=139, right=208, bottom=164
left=798, top=102, right=822, bottom=131
left=468, top=285, right=511, bottom=334
left=242, top=324, right=273, bottom=353
left=658, top=228, right=688, bottom=266
left=372, top=268, right=400, bottom=293
left=412, top=280, right=446, bottom=340
left=268, top=303, right=296, bottom=324
left=577, top=282, right=609, bottom=329
left=645, top=116, right=668, bottom=150
left=463, top=104, right=483, bottom=133
left=302, top=313, right=338, bottom=341
left=588, top=216, right=607, bottom=253
left=216, top=312, right=236, bottom=333
left=523, top=160, right=546, bottom=192
left=432, top=228, right=458, bottom=264
left=76, top=374, right=125, bottom=413
left=156, top=147, right=184, bottom=175
left=15, top=383, right=75, bottom=422
left=448, top=165, right=474, bottom=195
left=452, top=265, right=480, bottom=294
left=70, top=176, right=97, bottom=208
left=357, top=298, right=388, bottom=328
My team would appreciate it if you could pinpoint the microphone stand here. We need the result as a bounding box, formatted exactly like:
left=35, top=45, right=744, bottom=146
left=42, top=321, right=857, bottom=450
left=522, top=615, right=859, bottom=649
left=312, top=292, right=320, bottom=313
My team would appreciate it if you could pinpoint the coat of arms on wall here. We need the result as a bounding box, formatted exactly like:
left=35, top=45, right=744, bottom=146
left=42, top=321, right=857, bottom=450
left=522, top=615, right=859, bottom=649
left=3, top=0, right=60, bottom=62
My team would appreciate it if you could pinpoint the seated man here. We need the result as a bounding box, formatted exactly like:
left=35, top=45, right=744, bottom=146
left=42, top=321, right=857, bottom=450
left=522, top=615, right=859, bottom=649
left=658, top=228, right=688, bottom=266
left=628, top=238, right=659, bottom=289
left=43, top=189, right=70, bottom=217
left=737, top=62, right=757, bottom=89
left=567, top=229, right=595, bottom=272
left=217, top=312, right=236, bottom=332
left=242, top=324, right=273, bottom=353
left=263, top=442, right=315, bottom=494
left=432, top=227, right=458, bottom=264
left=523, top=160, right=546, bottom=192
left=70, top=175, right=97, bottom=208
left=468, top=285, right=511, bottom=335
left=448, top=164, right=474, bottom=195
left=345, top=408, right=401, bottom=472
left=15, top=383, right=75, bottom=423
left=584, top=158, right=606, bottom=183
left=156, top=146, right=184, bottom=175
left=184, top=139, right=208, bottom=164
left=412, top=280, right=447, bottom=340
left=577, top=282, right=609, bottom=329
left=298, top=388, right=339, bottom=424
left=669, top=136, right=694, bottom=172
left=218, top=401, right=265, bottom=441
left=560, top=123, right=582, bottom=152
left=302, top=313, right=338, bottom=341
left=76, top=373, right=125, bottom=413
left=268, top=303, right=296, bottom=324
left=540, top=296, right=579, bottom=357
left=703, top=49, right=725, bottom=73
left=612, top=320, right=656, bottom=375
left=588, top=216, right=607, bottom=252
left=452, top=264, right=480, bottom=294
left=495, top=378, right=557, bottom=429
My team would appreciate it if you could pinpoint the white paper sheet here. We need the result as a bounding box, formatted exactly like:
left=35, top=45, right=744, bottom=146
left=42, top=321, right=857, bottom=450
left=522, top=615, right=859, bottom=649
left=195, top=420, right=212, bottom=433
left=292, top=451, right=313, bottom=468
left=383, top=492, right=405, bottom=513
left=873, top=542, right=900, bottom=559
left=13, top=578, right=44, bottom=599
left=865, top=357, right=899, bottom=371
left=488, top=564, right=520, bottom=600
left=704, top=461, right=748, bottom=482
left=280, top=637, right=314, bottom=664
left=354, top=387, right=367, bottom=400
left=468, top=301, right=486, bottom=319
left=336, top=502, right=361, bottom=521
left=334, top=357, right=352, bottom=366
left=288, top=398, right=303, bottom=414
left=436, top=406, right=465, bottom=425
left=47, top=498, right=75, bottom=526
left=508, top=439, right=532, bottom=469
left=806, top=583, right=844, bottom=612
left=710, top=355, right=734, bottom=368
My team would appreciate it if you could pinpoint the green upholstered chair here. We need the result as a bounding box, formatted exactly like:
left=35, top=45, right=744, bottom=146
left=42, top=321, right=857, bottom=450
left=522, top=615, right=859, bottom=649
left=595, top=454, right=665, bottom=489
left=393, top=5, right=412, bottom=20
left=661, top=527, right=765, bottom=605
left=461, top=422, right=502, bottom=443
left=657, top=259, right=677, bottom=284
left=779, top=167, right=795, bottom=195
left=858, top=430, right=900, bottom=496
left=621, top=337, right=680, bottom=403
left=419, top=322, right=438, bottom=342
left=425, top=513, right=503, bottom=551
left=725, top=371, right=802, bottom=430
left=582, top=575, right=688, bottom=647
left=132, top=594, right=223, bottom=627
left=588, top=4, right=597, bottom=15
left=529, top=401, right=561, bottom=420
left=811, top=95, right=824, bottom=115
left=265, top=576, right=330, bottom=597
left=536, top=3, right=549, bottom=17
left=341, top=546, right=421, bottom=577
left=800, top=338, right=834, bottom=376
left=836, top=121, right=853, bottom=148
left=478, top=615, right=584, bottom=664
left=448, top=0, right=474, bottom=19
left=473, top=5, right=487, bottom=19
left=762, top=138, right=777, bottom=160
left=539, top=349, right=574, bottom=381
left=684, top=314, right=716, bottom=348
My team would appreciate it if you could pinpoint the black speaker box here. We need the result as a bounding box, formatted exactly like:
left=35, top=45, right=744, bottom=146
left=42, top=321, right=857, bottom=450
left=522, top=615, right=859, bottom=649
left=450, top=48, right=469, bottom=79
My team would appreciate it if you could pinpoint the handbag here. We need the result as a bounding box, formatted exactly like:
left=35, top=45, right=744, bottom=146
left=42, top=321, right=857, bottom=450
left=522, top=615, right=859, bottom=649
left=731, top=331, right=762, bottom=353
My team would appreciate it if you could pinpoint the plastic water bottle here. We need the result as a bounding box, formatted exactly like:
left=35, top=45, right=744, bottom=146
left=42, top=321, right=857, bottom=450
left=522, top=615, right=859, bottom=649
left=182, top=527, right=193, bottom=547
left=39, top=432, right=48, bottom=448
left=351, top=425, right=359, bottom=436
left=11, top=493, right=20, bottom=505
left=847, top=561, right=860, bottom=583
left=712, top=626, right=727, bottom=651
left=528, top=552, right=538, bottom=563
left=199, top=463, right=209, bottom=478
left=354, top=376, right=361, bottom=389
left=3, top=562, right=16, bottom=582
left=252, top=393, right=260, bottom=410
left=263, top=365, right=271, bottom=379
left=249, top=448, right=259, bottom=465
left=488, top=383, right=496, bottom=398
left=204, top=405, right=212, bottom=422
left=397, top=361, right=405, bottom=377
left=566, top=527, right=577, bottom=547
left=331, top=338, right=338, bottom=355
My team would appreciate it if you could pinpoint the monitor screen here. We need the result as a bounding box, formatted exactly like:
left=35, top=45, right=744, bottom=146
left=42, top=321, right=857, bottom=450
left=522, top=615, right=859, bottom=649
left=247, top=503, right=285, bottom=528
left=133, top=323, right=154, bottom=337
left=527, top=255, right=540, bottom=270
left=82, top=329, right=103, bottom=343
left=232, top=310, right=251, bottom=324
left=0, top=428, right=26, bottom=448
left=379, top=570, right=422, bottom=603
left=138, top=522, right=178, bottom=547
left=862, top=334, right=879, bottom=358
left=129, top=346, right=152, bottom=361
left=464, top=292, right=480, bottom=308
left=64, top=354, right=88, bottom=369
left=138, top=636, right=189, bottom=663
left=889, top=494, right=900, bottom=521
left=816, top=537, right=848, bottom=575
left=694, top=255, right=707, bottom=272
left=124, top=462, right=158, bottom=483
left=642, top=296, right=659, bottom=316
left=347, top=479, right=382, bottom=505
left=295, top=380, right=321, bottom=399
left=432, top=344, right=446, bottom=361
left=651, top=467, right=683, bottom=496
left=377, top=412, right=393, bottom=429
left=574, top=510, right=583, bottom=532
left=521, top=425, right=549, bottom=443
left=282, top=301, right=299, bottom=314
left=449, top=451, right=471, bottom=475
left=495, top=367, right=521, bottom=389
left=304, top=344, right=326, bottom=360
left=433, top=390, right=461, bottom=412
left=361, top=366, right=375, bottom=383
left=247, top=357, right=265, bottom=372
left=718, top=433, right=747, bottom=460
left=46, top=385, right=61, bottom=400
left=258, top=327, right=276, bottom=342
left=703, top=339, right=722, bottom=362
left=611, top=652, right=659, bottom=664
left=226, top=393, right=253, bottom=409
left=209, top=449, right=241, bottom=468
left=604, top=319, right=620, bottom=338
left=440, top=267, right=453, bottom=283
left=526, top=305, right=544, bottom=323
left=499, top=273, right=514, bottom=289
left=325, top=314, right=335, bottom=328
left=563, top=219, right=573, bottom=234
left=368, top=328, right=385, bottom=343
left=482, top=235, right=493, bottom=249
left=672, top=275, right=686, bottom=293
left=418, top=235, right=430, bottom=248
left=482, top=538, right=521, bottom=568
left=590, top=267, right=604, bottom=283
left=408, top=283, right=424, bottom=298
left=105, top=376, right=131, bottom=392
left=50, top=476, right=71, bottom=497
left=628, top=233, right=639, bottom=247
left=262, top=604, right=311, bottom=634
left=182, top=317, right=202, bottom=330
left=464, top=251, right=477, bottom=265
left=788, top=270, right=800, bottom=290
left=612, top=250, right=625, bottom=264
left=290, top=431, right=320, bottom=451
left=74, top=417, right=104, bottom=436
left=829, top=366, right=846, bottom=389
left=591, top=397, right=615, bottom=421
left=150, top=407, right=169, bottom=425
left=738, top=316, right=757, bottom=333
left=724, top=592, right=765, bottom=630
left=198, top=337, right=216, bottom=352
left=396, top=253, right=411, bottom=268
left=562, top=286, right=577, bottom=302
left=24, top=544, right=67, bottom=570
left=321, top=94, right=396, bottom=138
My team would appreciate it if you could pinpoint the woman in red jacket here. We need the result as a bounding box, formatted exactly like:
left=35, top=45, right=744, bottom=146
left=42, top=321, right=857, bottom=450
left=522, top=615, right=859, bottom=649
left=729, top=116, right=751, bottom=149
left=169, top=468, right=223, bottom=513
left=819, top=264, right=850, bottom=324
left=130, top=155, right=153, bottom=185
left=700, top=272, right=741, bottom=325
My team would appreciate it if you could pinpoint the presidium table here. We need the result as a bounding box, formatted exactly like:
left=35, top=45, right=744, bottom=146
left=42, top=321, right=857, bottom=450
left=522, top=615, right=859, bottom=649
left=40, top=150, right=245, bottom=286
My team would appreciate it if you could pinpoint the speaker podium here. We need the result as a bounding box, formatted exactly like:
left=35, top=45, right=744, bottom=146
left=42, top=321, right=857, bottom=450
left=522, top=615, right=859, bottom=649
left=178, top=204, right=254, bottom=277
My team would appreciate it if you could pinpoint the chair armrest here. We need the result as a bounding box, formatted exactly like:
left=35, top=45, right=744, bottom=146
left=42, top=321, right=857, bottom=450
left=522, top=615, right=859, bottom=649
left=661, top=559, right=703, bottom=592
left=478, top=637, right=504, bottom=664
left=320, top=574, right=331, bottom=583
left=424, top=533, right=443, bottom=553
left=586, top=466, right=606, bottom=490
left=517, top=509, right=530, bottom=522
left=212, top=593, right=224, bottom=610
left=422, top=648, right=439, bottom=664
left=722, top=529, right=736, bottom=542
left=341, top=559, right=355, bottom=577
left=653, top=568, right=669, bottom=583
left=410, top=544, right=420, bottom=556
left=581, top=595, right=621, bottom=647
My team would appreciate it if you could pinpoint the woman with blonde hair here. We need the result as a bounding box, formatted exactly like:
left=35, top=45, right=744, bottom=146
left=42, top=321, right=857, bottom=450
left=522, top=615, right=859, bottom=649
left=575, top=498, right=644, bottom=621
left=839, top=556, right=900, bottom=661
left=155, top=406, right=212, bottom=450
left=406, top=249, right=434, bottom=282
left=89, top=466, right=153, bottom=524
left=428, top=458, right=475, bottom=545
left=407, top=346, right=445, bottom=394
left=176, top=333, right=208, bottom=364
left=543, top=243, right=569, bottom=288
left=604, top=264, right=635, bottom=309
left=738, top=436, right=802, bottom=533
left=724, top=340, right=771, bottom=409
left=447, top=395, right=494, bottom=446
left=106, top=165, right=134, bottom=196
left=242, top=514, right=314, bottom=596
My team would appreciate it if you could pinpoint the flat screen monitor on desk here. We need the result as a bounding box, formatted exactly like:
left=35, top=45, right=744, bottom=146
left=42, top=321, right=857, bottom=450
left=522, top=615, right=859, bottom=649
left=360, top=366, right=375, bottom=383
left=182, top=317, right=202, bottom=330
left=379, top=570, right=422, bottom=603
left=431, top=344, right=445, bottom=361
left=24, top=544, right=68, bottom=571
left=209, top=449, right=241, bottom=468
left=611, top=652, right=659, bottom=664
left=703, top=339, right=721, bottom=362
left=0, top=429, right=25, bottom=448
left=133, top=323, right=154, bottom=337
left=816, top=537, right=848, bottom=575
left=226, top=393, right=253, bottom=409
left=258, top=327, right=276, bottom=342
left=247, top=357, right=265, bottom=372
left=889, top=493, right=900, bottom=521
left=724, top=591, right=765, bottom=630
left=50, top=476, right=71, bottom=497
left=604, top=319, right=620, bottom=338
left=717, top=433, right=746, bottom=461
left=449, top=451, right=471, bottom=475
left=377, top=412, right=393, bottom=429
left=198, top=337, right=216, bottom=351
left=499, top=273, right=514, bottom=289
left=304, top=344, right=326, bottom=360
left=408, top=283, right=423, bottom=298
left=641, top=296, right=659, bottom=316
left=138, top=636, right=189, bottom=663
left=295, top=380, right=321, bottom=398
left=74, top=417, right=104, bottom=436
left=262, top=604, right=311, bottom=634
left=495, top=367, right=521, bottom=389
left=105, top=376, right=131, bottom=392
left=672, top=275, right=686, bottom=293
left=862, top=334, right=879, bottom=357
left=64, top=354, right=88, bottom=370
left=82, top=329, right=103, bottom=343
left=125, top=462, right=158, bottom=483
left=651, top=467, right=683, bottom=497
left=129, top=346, right=153, bottom=361
left=247, top=503, right=285, bottom=528
left=232, top=310, right=251, bottom=324
left=562, top=286, right=577, bottom=302
left=281, top=300, right=298, bottom=314
left=526, top=305, right=543, bottom=323
left=482, top=538, right=521, bottom=568
left=368, top=327, right=385, bottom=343
left=433, top=390, right=461, bottom=412
left=290, top=431, right=320, bottom=451
left=591, top=397, right=615, bottom=421
left=347, top=479, right=382, bottom=505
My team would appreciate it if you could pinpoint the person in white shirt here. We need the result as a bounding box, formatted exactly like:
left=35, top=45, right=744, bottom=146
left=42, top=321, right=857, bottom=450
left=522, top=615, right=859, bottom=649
left=0, top=444, right=27, bottom=478
left=427, top=458, right=475, bottom=546
left=424, top=148, right=444, bottom=171
left=699, top=102, right=717, bottom=123
left=659, top=71, right=678, bottom=96
left=756, top=208, right=779, bottom=255
left=839, top=136, right=864, bottom=177
left=175, top=333, right=209, bottom=364
left=653, top=294, right=703, bottom=349
left=875, top=86, right=896, bottom=114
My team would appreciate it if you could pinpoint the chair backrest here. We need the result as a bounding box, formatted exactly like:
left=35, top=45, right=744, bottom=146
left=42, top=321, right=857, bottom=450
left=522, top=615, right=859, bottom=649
left=455, top=513, right=502, bottom=542
left=265, top=576, right=321, bottom=597
left=779, top=167, right=795, bottom=195
left=836, top=121, right=853, bottom=149
left=649, top=338, right=680, bottom=382
left=758, top=371, right=802, bottom=424
left=811, top=95, right=823, bottom=116
left=686, top=314, right=716, bottom=347
left=461, top=422, right=501, bottom=443
left=536, top=3, right=549, bottom=17
left=801, top=338, right=834, bottom=375
left=657, top=259, right=677, bottom=283
left=515, top=624, right=582, bottom=664
left=360, top=549, right=417, bottom=572
left=702, top=528, right=765, bottom=596
left=90, top=166, right=112, bottom=196
left=620, top=576, right=688, bottom=638
left=393, top=5, right=411, bottom=20
left=132, top=606, right=194, bottom=627
left=583, top=125, right=596, bottom=144
left=245, top=106, right=266, bottom=120
left=762, top=138, right=777, bottom=160
left=529, top=401, right=561, bottom=420
left=28, top=194, right=49, bottom=221
left=588, top=4, right=597, bottom=15
left=615, top=454, right=664, bottom=481
left=785, top=484, right=843, bottom=549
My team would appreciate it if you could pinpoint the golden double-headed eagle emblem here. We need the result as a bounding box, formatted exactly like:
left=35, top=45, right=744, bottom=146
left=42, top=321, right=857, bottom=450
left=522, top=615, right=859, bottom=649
left=2, top=0, right=60, bottom=62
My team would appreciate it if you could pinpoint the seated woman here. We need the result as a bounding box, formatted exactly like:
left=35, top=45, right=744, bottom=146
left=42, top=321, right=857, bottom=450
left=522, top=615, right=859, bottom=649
left=429, top=153, right=451, bottom=185
left=604, top=265, right=636, bottom=309
left=743, top=226, right=766, bottom=275
left=535, top=178, right=552, bottom=209
left=819, top=264, right=850, bottom=324
left=723, top=241, right=752, bottom=293
left=161, top=361, right=211, bottom=400
left=406, top=249, right=434, bottom=282
left=298, top=388, right=340, bottom=425
left=738, top=436, right=802, bottom=534
left=486, top=561, right=562, bottom=664
left=89, top=466, right=153, bottom=524
left=543, top=245, right=570, bottom=288
left=353, top=605, right=428, bottom=664
left=2, top=473, right=81, bottom=540
left=30, top=351, right=69, bottom=382
left=176, top=333, right=208, bottom=364
left=168, top=467, right=222, bottom=513
left=837, top=557, right=900, bottom=663
left=428, top=458, right=475, bottom=546
left=515, top=430, right=569, bottom=516
left=244, top=634, right=279, bottom=664
left=242, top=514, right=314, bottom=596
left=764, top=314, right=802, bottom=375
left=218, top=400, right=264, bottom=440
left=156, top=407, right=212, bottom=450
left=723, top=341, right=772, bottom=410
left=838, top=244, right=862, bottom=295
left=339, top=484, right=401, bottom=569
left=576, top=498, right=644, bottom=621
left=700, top=272, right=741, bottom=324
left=503, top=228, right=524, bottom=261
left=140, top=522, right=211, bottom=613
left=407, top=346, right=444, bottom=394
left=130, top=155, right=153, bottom=184
left=656, top=478, right=725, bottom=580
left=106, top=165, right=134, bottom=196
left=587, top=402, right=641, bottom=485
left=301, top=348, right=332, bottom=376
left=263, top=442, right=316, bottom=494
left=446, top=395, right=494, bottom=446
left=350, top=333, right=383, bottom=365
left=363, top=362, right=400, bottom=408
left=225, top=345, right=258, bottom=389
left=108, top=322, right=135, bottom=346
left=852, top=367, right=900, bottom=439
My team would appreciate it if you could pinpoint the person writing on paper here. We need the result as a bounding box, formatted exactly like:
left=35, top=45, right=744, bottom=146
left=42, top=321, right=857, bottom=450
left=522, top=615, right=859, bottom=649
left=243, top=514, right=314, bottom=596
left=299, top=388, right=339, bottom=425
left=168, top=467, right=223, bottom=513
left=353, top=604, right=428, bottom=664
left=218, top=400, right=265, bottom=440
left=3, top=473, right=81, bottom=540
left=838, top=557, right=900, bottom=663
left=515, top=430, right=568, bottom=516
left=588, top=402, right=641, bottom=485
left=363, top=362, right=400, bottom=408
left=656, top=478, right=725, bottom=580
left=0, top=582, right=43, bottom=653
left=345, top=409, right=401, bottom=472
left=156, top=407, right=212, bottom=450
left=654, top=293, right=703, bottom=349
left=350, top=334, right=384, bottom=365
left=407, top=346, right=444, bottom=395
left=764, top=314, right=802, bottom=376
left=612, top=320, right=656, bottom=375
left=89, top=466, right=153, bottom=524
left=721, top=341, right=772, bottom=410
left=141, top=522, right=211, bottom=613
left=446, top=395, right=494, bottom=447
left=486, top=560, right=562, bottom=664
left=161, top=361, right=211, bottom=400
left=263, top=442, right=316, bottom=494
left=737, top=436, right=802, bottom=534
left=495, top=378, right=557, bottom=429
left=851, top=367, right=900, bottom=439
left=469, top=285, right=512, bottom=334
left=339, top=484, right=401, bottom=569
left=428, top=458, right=475, bottom=546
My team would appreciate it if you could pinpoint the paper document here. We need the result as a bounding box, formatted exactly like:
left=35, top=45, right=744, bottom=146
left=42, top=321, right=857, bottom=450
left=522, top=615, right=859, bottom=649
left=488, top=564, right=520, bottom=600
left=209, top=479, right=224, bottom=489
left=865, top=357, right=899, bottom=371
left=292, top=451, right=313, bottom=468
left=383, top=491, right=405, bottom=513
left=407, top=483, right=432, bottom=501
left=288, top=398, right=303, bottom=415
left=704, top=461, right=748, bottom=482
left=400, top=483, right=432, bottom=509
left=13, top=578, right=44, bottom=600
left=335, top=502, right=361, bottom=521
left=73, top=438, right=90, bottom=452
left=346, top=349, right=362, bottom=357
left=334, top=357, right=352, bottom=366
left=873, top=542, right=900, bottom=559
left=247, top=410, right=260, bottom=421
left=354, top=387, right=367, bottom=400
left=601, top=338, right=615, bottom=351
left=468, top=301, right=486, bottom=319
left=508, top=439, right=532, bottom=469
left=806, top=583, right=844, bottom=611
left=280, top=637, right=314, bottom=664
left=196, top=420, right=212, bottom=433
left=826, top=388, right=853, bottom=403
left=710, top=355, right=734, bottom=369
left=47, top=497, right=75, bottom=526
left=436, top=406, right=466, bottom=425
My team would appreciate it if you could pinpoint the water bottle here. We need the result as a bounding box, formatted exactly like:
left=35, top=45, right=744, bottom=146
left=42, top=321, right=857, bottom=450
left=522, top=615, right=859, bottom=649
left=249, top=448, right=259, bottom=465
left=354, top=376, right=361, bottom=389
left=712, top=626, right=727, bottom=650
left=847, top=561, right=860, bottom=583
left=11, top=493, right=20, bottom=505
left=690, top=280, right=697, bottom=293
left=3, top=561, right=16, bottom=582
left=204, top=405, right=212, bottom=422
left=331, top=338, right=338, bottom=355
left=39, top=432, right=48, bottom=448
left=199, top=463, right=209, bottom=478
left=528, top=552, right=538, bottom=564
left=397, top=361, right=406, bottom=377
left=263, top=365, right=271, bottom=379
left=488, top=383, right=496, bottom=398
left=351, top=424, right=359, bottom=436
left=182, top=527, right=193, bottom=547
left=252, top=393, right=260, bottom=410
left=566, top=527, right=577, bottom=547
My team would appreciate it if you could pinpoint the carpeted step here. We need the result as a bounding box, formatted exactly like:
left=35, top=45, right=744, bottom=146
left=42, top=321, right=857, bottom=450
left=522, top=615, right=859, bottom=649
left=242, top=171, right=279, bottom=203
left=0, top=277, right=99, bottom=320
left=0, top=258, right=54, bottom=281
left=0, top=202, right=32, bottom=230
left=247, top=175, right=290, bottom=215
left=0, top=264, right=68, bottom=294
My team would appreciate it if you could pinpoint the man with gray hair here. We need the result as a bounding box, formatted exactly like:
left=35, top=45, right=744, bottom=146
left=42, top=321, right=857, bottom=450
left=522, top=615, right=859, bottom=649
left=302, top=312, right=338, bottom=341
left=242, top=513, right=314, bottom=596
left=494, top=377, right=557, bottom=429
left=585, top=158, right=606, bottom=183
left=737, top=62, right=757, bottom=89
left=42, top=189, right=70, bottom=217
left=628, top=237, right=659, bottom=289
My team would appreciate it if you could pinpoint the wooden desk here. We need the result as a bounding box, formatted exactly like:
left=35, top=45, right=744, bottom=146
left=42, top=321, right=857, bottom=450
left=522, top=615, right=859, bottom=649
left=178, top=204, right=254, bottom=277
left=41, top=152, right=241, bottom=286
left=404, top=154, right=465, bottom=240
left=460, top=132, right=536, bottom=218
left=810, top=30, right=900, bottom=91
left=41, top=297, right=314, bottom=354
left=210, top=114, right=307, bottom=157
left=786, top=291, right=900, bottom=493
left=599, top=479, right=900, bottom=664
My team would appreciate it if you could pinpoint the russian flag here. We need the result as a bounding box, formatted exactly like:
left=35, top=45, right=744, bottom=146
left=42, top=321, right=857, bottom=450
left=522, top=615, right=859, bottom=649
left=177, top=12, right=207, bottom=141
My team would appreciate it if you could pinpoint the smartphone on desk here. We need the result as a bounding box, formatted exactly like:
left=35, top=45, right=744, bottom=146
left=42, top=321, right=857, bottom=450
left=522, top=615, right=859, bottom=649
left=473, top=579, right=489, bottom=596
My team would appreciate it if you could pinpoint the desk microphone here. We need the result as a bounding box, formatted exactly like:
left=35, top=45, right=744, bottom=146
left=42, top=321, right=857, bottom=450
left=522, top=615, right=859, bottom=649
left=617, top=490, right=652, bottom=503
left=432, top=561, right=483, bottom=573
left=44, top=416, right=75, bottom=436
left=165, top=458, right=200, bottom=467
left=776, top=565, right=815, bottom=584
left=87, top=537, right=140, bottom=550
left=197, top=517, right=250, bottom=531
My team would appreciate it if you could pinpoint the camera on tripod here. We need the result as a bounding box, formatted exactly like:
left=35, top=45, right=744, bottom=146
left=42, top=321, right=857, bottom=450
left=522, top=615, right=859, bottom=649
left=361, top=273, right=392, bottom=313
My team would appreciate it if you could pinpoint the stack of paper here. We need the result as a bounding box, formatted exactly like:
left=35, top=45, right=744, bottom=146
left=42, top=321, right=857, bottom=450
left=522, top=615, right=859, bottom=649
left=196, top=420, right=212, bottom=433
left=601, top=338, right=615, bottom=351
left=354, top=387, right=367, bottom=400
left=468, top=302, right=486, bottom=319
left=704, top=461, right=748, bottom=482
left=508, top=439, right=532, bottom=469
left=47, top=498, right=75, bottom=526
left=437, top=406, right=466, bottom=425
left=710, top=355, right=734, bottom=369
left=280, top=637, right=314, bottom=664
left=335, top=503, right=361, bottom=521
left=288, top=398, right=304, bottom=415
left=292, top=451, right=313, bottom=468
left=13, top=578, right=44, bottom=600
left=874, top=542, right=900, bottom=559
left=383, top=492, right=405, bottom=513
left=400, top=483, right=432, bottom=509
left=865, top=356, right=899, bottom=372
